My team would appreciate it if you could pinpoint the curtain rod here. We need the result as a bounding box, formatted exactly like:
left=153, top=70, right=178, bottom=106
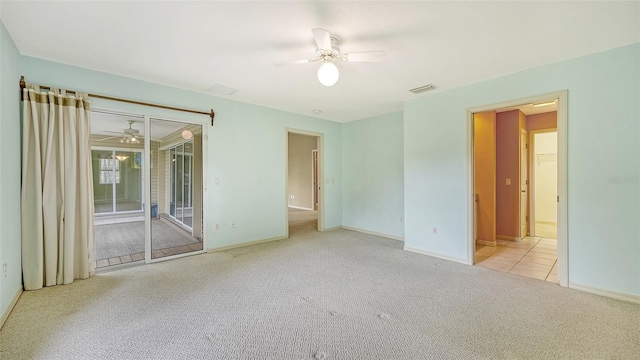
left=19, top=76, right=215, bottom=126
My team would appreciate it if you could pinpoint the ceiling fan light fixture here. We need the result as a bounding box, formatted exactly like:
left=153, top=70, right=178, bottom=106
left=317, top=62, right=339, bottom=86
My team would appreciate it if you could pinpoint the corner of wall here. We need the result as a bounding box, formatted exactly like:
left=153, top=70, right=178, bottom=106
left=0, top=19, right=24, bottom=326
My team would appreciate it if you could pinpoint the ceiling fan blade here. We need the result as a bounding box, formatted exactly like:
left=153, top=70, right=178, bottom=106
left=94, top=136, right=120, bottom=142
left=343, top=51, right=387, bottom=62
left=311, top=28, right=332, bottom=50
left=275, top=58, right=313, bottom=67
left=104, top=130, right=123, bottom=134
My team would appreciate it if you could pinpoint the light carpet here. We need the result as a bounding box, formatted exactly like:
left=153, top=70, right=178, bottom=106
left=1, top=216, right=638, bottom=359
left=95, top=219, right=198, bottom=260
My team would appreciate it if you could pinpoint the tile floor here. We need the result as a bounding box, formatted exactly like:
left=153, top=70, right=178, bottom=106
left=94, top=242, right=203, bottom=269
left=534, top=221, right=557, bottom=239
left=476, top=237, right=558, bottom=283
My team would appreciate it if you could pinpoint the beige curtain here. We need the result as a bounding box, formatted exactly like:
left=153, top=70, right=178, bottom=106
left=21, top=85, right=95, bottom=290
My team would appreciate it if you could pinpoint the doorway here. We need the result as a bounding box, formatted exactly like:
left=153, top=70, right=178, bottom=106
left=468, top=91, right=567, bottom=286
left=530, top=130, right=558, bottom=238
left=285, top=129, right=324, bottom=236
left=90, top=110, right=206, bottom=269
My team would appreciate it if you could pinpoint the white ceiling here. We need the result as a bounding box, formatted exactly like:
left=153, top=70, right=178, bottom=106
left=2, top=1, right=638, bottom=123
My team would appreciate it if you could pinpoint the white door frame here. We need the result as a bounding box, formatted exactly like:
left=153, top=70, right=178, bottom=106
left=467, top=90, right=568, bottom=287
left=529, top=128, right=558, bottom=236
left=520, top=128, right=528, bottom=238
left=285, top=128, right=325, bottom=238
left=312, top=149, right=319, bottom=210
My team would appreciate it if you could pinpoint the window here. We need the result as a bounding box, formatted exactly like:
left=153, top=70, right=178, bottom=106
left=99, top=158, right=121, bottom=184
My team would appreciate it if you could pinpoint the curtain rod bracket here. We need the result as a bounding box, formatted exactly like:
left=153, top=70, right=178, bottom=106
left=19, top=76, right=26, bottom=101
left=210, top=109, right=215, bottom=126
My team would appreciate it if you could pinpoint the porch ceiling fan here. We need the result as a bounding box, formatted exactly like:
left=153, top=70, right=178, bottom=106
left=96, top=120, right=144, bottom=144
left=278, top=28, right=386, bottom=86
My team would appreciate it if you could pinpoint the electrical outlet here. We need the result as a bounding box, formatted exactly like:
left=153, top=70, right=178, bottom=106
left=432, top=226, right=438, bottom=235
left=215, top=223, right=220, bottom=230
left=290, top=195, right=295, bottom=200
left=2, top=263, right=7, bottom=278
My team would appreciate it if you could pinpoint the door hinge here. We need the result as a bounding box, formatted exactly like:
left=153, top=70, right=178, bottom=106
left=557, top=195, right=559, bottom=202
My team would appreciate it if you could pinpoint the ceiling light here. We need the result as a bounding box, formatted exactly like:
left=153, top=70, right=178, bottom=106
left=313, top=110, right=322, bottom=114
left=115, top=155, right=129, bottom=162
left=532, top=100, right=557, bottom=107
left=181, top=129, right=193, bottom=140
left=120, top=135, right=140, bottom=144
left=317, top=62, right=339, bottom=86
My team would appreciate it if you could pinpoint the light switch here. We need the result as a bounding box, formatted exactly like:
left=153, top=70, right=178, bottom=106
left=506, top=178, right=511, bottom=185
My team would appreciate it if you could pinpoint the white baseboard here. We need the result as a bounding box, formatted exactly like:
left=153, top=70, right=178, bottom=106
left=497, top=234, right=521, bottom=242
left=342, top=226, right=404, bottom=242
left=207, top=235, right=288, bottom=253
left=0, top=287, right=22, bottom=330
left=288, top=205, right=314, bottom=211
left=323, top=226, right=343, bottom=232
left=403, top=246, right=469, bottom=265
left=569, top=282, right=640, bottom=304
left=476, top=239, right=497, bottom=246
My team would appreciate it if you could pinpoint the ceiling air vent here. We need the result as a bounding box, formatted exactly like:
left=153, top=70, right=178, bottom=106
left=205, top=84, right=237, bottom=95
left=409, top=84, right=437, bottom=94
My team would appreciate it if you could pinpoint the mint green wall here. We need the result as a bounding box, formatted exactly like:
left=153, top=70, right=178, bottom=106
left=0, top=20, right=23, bottom=319
left=404, top=43, right=640, bottom=296
left=342, top=112, right=404, bottom=238
left=19, top=56, right=343, bottom=250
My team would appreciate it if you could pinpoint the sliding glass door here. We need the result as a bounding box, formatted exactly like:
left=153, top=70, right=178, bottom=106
left=92, top=149, right=143, bottom=214
left=149, top=118, right=204, bottom=260
left=90, top=111, right=206, bottom=268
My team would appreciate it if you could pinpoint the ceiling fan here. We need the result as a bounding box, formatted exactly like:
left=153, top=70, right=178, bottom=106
left=280, top=28, right=386, bottom=86
left=96, top=120, right=144, bottom=144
